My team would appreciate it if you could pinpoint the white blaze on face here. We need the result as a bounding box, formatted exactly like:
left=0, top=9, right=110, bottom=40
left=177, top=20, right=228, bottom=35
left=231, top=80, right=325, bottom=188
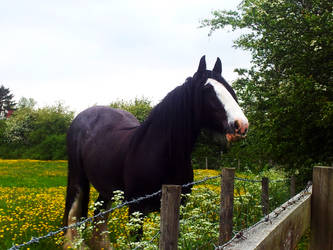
left=205, top=78, right=248, bottom=126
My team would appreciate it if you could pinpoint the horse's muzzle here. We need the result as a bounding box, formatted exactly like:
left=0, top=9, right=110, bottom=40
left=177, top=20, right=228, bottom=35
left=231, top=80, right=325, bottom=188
left=226, top=119, right=249, bottom=142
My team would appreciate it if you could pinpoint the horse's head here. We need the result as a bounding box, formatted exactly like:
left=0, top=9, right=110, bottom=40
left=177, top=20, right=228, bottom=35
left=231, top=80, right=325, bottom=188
left=194, top=56, right=249, bottom=142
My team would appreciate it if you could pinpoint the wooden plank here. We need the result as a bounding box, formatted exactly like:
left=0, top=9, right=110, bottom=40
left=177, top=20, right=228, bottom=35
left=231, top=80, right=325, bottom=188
left=159, top=185, right=181, bottom=250
left=310, top=166, right=333, bottom=250
left=223, top=186, right=312, bottom=250
left=219, top=168, right=235, bottom=244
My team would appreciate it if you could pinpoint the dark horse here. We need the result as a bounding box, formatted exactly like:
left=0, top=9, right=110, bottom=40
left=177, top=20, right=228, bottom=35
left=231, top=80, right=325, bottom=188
left=63, top=56, right=248, bottom=249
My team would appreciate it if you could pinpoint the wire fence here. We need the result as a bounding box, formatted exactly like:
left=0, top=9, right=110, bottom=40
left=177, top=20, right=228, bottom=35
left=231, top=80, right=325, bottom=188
left=216, top=181, right=312, bottom=249
left=9, top=175, right=221, bottom=250
left=234, top=176, right=287, bottom=183
left=9, top=173, right=290, bottom=250
left=132, top=230, right=161, bottom=250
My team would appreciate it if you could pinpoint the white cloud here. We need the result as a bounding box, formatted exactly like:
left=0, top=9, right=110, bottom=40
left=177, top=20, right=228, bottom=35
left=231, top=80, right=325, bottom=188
left=1, top=0, right=251, bottom=113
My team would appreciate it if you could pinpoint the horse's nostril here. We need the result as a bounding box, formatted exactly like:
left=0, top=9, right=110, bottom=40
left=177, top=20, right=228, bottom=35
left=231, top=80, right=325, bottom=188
left=244, top=127, right=248, bottom=135
left=234, top=120, right=240, bottom=130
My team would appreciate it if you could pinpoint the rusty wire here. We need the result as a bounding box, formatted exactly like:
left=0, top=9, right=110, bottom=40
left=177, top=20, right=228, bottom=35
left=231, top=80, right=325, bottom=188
left=9, top=172, right=292, bottom=250
left=9, top=174, right=221, bottom=250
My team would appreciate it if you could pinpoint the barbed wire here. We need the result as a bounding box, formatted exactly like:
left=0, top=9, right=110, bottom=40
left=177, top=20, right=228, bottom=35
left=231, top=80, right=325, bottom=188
left=234, top=176, right=262, bottom=183
left=234, top=176, right=288, bottom=183
left=270, top=179, right=289, bottom=183
left=9, top=174, right=221, bottom=250
left=215, top=181, right=312, bottom=250
left=9, top=172, right=291, bottom=250
left=132, top=230, right=161, bottom=250
left=9, top=189, right=162, bottom=250
left=133, top=175, right=223, bottom=250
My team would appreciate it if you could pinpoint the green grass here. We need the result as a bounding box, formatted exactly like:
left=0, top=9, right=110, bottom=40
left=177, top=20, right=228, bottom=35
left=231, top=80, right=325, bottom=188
left=0, top=160, right=67, bottom=249
left=0, top=160, right=67, bottom=187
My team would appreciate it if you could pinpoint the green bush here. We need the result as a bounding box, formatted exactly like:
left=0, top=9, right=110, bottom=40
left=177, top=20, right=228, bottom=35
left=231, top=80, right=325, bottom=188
left=25, top=134, right=67, bottom=160
left=0, top=101, right=73, bottom=160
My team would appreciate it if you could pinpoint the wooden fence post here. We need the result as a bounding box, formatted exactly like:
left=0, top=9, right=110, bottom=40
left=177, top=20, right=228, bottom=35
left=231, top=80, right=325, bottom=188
left=205, top=157, right=208, bottom=169
left=261, top=177, right=269, bottom=216
left=310, top=166, right=333, bottom=250
left=219, top=168, right=235, bottom=245
left=159, top=185, right=181, bottom=250
left=290, top=175, right=296, bottom=198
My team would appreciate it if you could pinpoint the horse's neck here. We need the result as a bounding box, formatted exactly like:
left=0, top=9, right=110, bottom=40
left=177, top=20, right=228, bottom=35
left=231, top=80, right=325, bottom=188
left=147, top=113, right=200, bottom=165
left=134, top=80, right=202, bottom=163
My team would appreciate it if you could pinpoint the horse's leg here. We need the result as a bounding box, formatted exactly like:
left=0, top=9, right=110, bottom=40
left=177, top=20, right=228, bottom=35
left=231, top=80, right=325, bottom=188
left=90, top=195, right=112, bottom=250
left=63, top=161, right=90, bottom=249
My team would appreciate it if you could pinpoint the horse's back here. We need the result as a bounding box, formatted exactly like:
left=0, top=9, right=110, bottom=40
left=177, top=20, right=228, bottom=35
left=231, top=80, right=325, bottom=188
left=67, top=106, right=139, bottom=196
left=67, top=106, right=138, bottom=152
left=69, top=106, right=139, bottom=133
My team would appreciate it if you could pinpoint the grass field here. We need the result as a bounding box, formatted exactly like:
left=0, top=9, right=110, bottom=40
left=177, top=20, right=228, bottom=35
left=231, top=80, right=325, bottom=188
left=0, top=160, right=68, bottom=249
left=0, top=159, right=290, bottom=249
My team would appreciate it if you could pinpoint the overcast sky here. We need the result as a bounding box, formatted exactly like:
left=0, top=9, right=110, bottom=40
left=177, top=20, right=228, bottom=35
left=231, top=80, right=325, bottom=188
left=1, top=0, right=251, bottom=113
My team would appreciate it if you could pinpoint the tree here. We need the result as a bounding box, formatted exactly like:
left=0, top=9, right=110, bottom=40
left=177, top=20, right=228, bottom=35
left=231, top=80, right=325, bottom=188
left=202, top=0, right=333, bottom=178
left=110, top=97, right=152, bottom=123
left=192, top=130, right=228, bottom=169
left=1, top=98, right=38, bottom=144
left=3, top=107, right=36, bottom=144
left=17, top=97, right=37, bottom=109
left=0, top=100, right=74, bottom=160
left=0, top=85, right=16, bottom=118
left=27, top=103, right=74, bottom=159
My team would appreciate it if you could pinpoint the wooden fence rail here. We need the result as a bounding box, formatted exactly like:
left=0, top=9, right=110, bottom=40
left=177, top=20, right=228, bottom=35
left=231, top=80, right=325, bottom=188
left=159, top=166, right=333, bottom=250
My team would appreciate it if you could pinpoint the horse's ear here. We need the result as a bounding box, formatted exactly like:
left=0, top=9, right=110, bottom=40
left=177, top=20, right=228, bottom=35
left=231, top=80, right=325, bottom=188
left=213, top=57, right=222, bottom=74
left=197, top=55, right=206, bottom=73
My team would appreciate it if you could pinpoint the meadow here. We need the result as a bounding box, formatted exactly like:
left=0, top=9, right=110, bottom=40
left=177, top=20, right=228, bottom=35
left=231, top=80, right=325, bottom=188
left=0, top=159, right=290, bottom=249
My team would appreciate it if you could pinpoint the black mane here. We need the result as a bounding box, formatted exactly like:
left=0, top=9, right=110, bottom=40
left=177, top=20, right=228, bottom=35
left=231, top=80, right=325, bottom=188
left=129, top=76, right=205, bottom=162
